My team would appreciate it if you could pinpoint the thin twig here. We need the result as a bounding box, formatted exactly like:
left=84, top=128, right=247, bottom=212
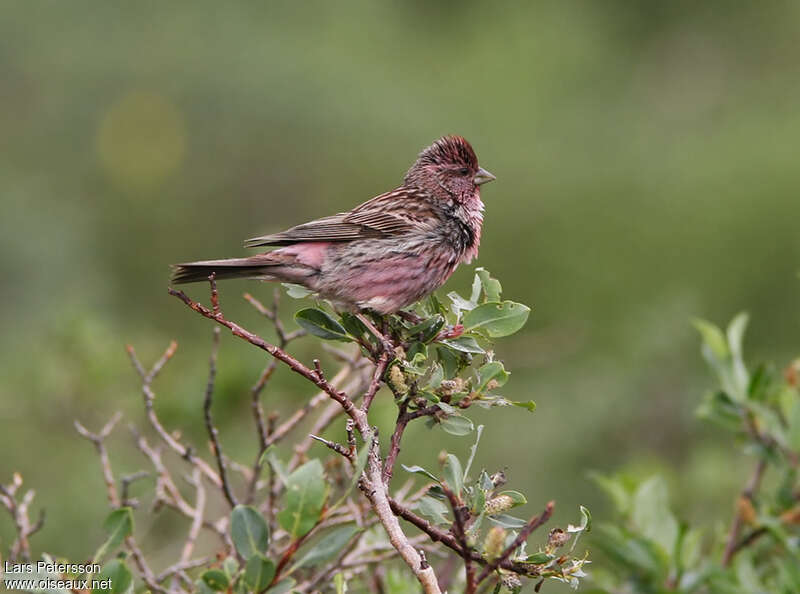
left=475, top=502, right=555, bottom=584
left=443, top=484, right=475, bottom=593
left=722, top=458, right=767, bottom=566
left=127, top=343, right=222, bottom=487
left=203, top=326, right=237, bottom=507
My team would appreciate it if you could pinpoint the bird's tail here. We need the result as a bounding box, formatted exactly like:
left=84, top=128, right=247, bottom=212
left=171, top=257, right=281, bottom=284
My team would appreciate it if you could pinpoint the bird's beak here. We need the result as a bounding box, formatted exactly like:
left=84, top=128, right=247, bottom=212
left=473, top=167, right=496, bottom=185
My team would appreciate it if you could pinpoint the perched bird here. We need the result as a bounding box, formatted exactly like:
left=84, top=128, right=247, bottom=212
left=172, top=135, right=495, bottom=314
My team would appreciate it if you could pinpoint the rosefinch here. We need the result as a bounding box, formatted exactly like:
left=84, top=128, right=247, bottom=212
left=172, top=135, right=495, bottom=314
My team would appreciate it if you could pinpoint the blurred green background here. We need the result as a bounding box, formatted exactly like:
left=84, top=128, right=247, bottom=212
left=2, top=0, right=800, bottom=578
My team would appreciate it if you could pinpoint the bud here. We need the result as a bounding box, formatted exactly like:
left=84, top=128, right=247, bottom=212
left=437, top=450, right=448, bottom=466
left=387, top=365, right=408, bottom=395
left=500, top=572, right=522, bottom=590
left=484, top=526, right=506, bottom=560
left=484, top=494, right=515, bottom=515
left=485, top=379, right=499, bottom=392
left=548, top=528, right=570, bottom=549
left=490, top=471, right=507, bottom=488
left=437, top=377, right=467, bottom=397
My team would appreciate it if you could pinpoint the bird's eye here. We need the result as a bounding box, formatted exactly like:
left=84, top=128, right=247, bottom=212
left=458, top=167, right=469, bottom=176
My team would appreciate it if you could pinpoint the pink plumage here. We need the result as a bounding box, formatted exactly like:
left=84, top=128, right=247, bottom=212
left=171, top=136, right=495, bottom=314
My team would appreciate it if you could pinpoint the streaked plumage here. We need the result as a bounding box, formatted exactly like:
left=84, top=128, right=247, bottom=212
left=172, top=135, right=495, bottom=313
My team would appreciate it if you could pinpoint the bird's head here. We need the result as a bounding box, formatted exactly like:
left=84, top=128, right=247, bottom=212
left=404, top=135, right=495, bottom=201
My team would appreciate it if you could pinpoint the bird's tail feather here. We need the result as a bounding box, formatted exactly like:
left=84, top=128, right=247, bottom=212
left=171, top=257, right=279, bottom=284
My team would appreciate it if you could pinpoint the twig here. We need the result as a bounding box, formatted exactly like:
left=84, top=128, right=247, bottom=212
left=202, top=326, right=237, bottom=507
left=722, top=458, right=767, bottom=566
left=127, top=343, right=222, bottom=487
left=180, top=469, right=206, bottom=564
left=75, top=414, right=164, bottom=593
left=383, top=403, right=439, bottom=484
left=362, top=351, right=390, bottom=412
left=0, top=474, right=41, bottom=562
left=443, top=484, right=475, bottom=593
left=120, top=471, right=150, bottom=507
left=74, top=412, right=123, bottom=506
left=169, top=287, right=365, bottom=428
left=309, top=434, right=353, bottom=460
left=475, top=502, right=555, bottom=584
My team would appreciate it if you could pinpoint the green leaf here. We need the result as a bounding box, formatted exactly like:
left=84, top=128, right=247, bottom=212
left=268, top=578, right=297, bottom=593
left=222, top=556, right=239, bottom=578
left=487, top=514, right=527, bottom=529
left=498, top=490, right=527, bottom=508
left=92, top=559, right=133, bottom=594
left=202, top=569, right=230, bottom=591
left=463, top=301, right=530, bottom=338
left=511, top=400, right=536, bottom=413
left=631, top=476, right=678, bottom=556
left=242, top=555, right=275, bottom=591
left=437, top=345, right=464, bottom=378
left=567, top=505, right=592, bottom=552
left=462, top=424, right=484, bottom=482
left=339, top=312, right=368, bottom=338
left=692, top=318, right=729, bottom=360
left=293, top=524, right=360, bottom=570
left=407, top=315, right=446, bottom=342
left=282, top=283, right=313, bottom=298
left=231, top=505, right=270, bottom=560
left=264, top=451, right=289, bottom=486
left=440, top=335, right=485, bottom=354
left=295, top=308, right=352, bottom=342
left=589, top=472, right=630, bottom=515
left=416, top=495, right=450, bottom=524
left=727, top=312, right=750, bottom=398
left=439, top=414, right=474, bottom=436
left=524, top=552, right=555, bottom=564
left=476, top=268, right=502, bottom=302
left=447, top=291, right=477, bottom=314
left=93, top=507, right=134, bottom=563
left=443, top=454, right=464, bottom=495
left=278, top=459, right=328, bottom=539
left=401, top=464, right=439, bottom=482
left=476, top=361, right=510, bottom=393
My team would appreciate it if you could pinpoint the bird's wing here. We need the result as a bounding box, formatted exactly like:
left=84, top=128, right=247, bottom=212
left=244, top=188, right=432, bottom=247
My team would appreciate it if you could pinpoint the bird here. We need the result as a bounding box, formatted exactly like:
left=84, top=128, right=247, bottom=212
left=171, top=135, right=495, bottom=315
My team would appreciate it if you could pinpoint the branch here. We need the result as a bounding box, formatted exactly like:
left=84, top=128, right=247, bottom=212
left=202, top=326, right=237, bottom=507
left=442, top=484, right=475, bottom=594
left=127, top=342, right=222, bottom=487
left=168, top=286, right=368, bottom=432
left=722, top=458, right=767, bottom=566
left=75, top=414, right=164, bottom=593
left=475, top=502, right=555, bottom=584
left=0, top=474, right=43, bottom=562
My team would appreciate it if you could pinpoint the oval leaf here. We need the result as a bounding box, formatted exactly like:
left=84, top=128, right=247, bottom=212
left=295, top=308, right=352, bottom=342
left=443, top=454, right=464, bottom=495
left=440, top=336, right=485, bottom=354
left=242, top=554, right=275, bottom=591
left=439, top=414, right=474, bottom=436
left=93, top=507, right=134, bottom=563
left=278, top=459, right=328, bottom=539
left=202, top=569, right=229, bottom=591
left=293, top=524, right=360, bottom=570
left=463, top=301, right=530, bottom=338
left=92, top=559, right=133, bottom=594
left=231, top=505, right=270, bottom=560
